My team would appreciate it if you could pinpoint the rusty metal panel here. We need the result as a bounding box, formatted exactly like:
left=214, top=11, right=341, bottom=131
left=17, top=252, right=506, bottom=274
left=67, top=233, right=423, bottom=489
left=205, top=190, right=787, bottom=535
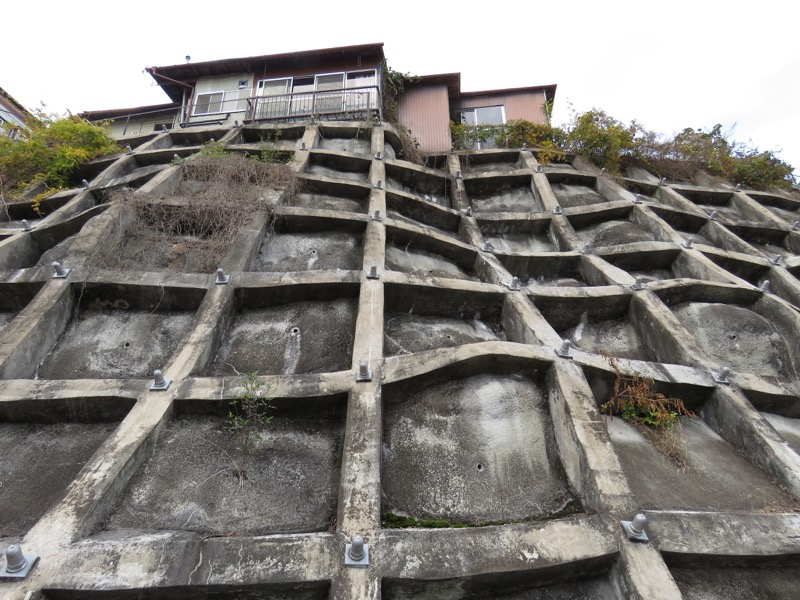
left=455, top=91, right=548, bottom=123
left=398, top=84, right=452, bottom=153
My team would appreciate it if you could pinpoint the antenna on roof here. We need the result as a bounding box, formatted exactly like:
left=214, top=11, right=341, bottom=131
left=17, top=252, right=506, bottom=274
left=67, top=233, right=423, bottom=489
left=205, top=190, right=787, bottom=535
left=185, top=55, right=191, bottom=63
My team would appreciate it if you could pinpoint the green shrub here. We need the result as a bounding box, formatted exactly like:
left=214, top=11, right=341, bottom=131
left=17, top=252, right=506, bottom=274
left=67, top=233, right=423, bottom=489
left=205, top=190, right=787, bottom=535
left=0, top=112, right=119, bottom=198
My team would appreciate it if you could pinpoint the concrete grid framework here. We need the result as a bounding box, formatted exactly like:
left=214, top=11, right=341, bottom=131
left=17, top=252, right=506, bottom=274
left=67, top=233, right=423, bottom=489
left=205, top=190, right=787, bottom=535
left=0, top=121, right=799, bottom=598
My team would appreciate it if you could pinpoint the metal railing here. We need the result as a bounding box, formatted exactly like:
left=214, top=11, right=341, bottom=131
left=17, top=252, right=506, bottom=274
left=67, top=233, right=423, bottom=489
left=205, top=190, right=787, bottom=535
left=244, top=86, right=381, bottom=123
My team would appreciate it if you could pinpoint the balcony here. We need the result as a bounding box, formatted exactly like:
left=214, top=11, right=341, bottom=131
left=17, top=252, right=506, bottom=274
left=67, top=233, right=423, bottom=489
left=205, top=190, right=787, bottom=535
left=243, top=86, right=381, bottom=124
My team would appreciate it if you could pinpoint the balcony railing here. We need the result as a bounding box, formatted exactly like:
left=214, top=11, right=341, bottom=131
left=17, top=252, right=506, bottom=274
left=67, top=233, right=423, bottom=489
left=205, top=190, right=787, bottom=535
left=244, top=86, right=381, bottom=123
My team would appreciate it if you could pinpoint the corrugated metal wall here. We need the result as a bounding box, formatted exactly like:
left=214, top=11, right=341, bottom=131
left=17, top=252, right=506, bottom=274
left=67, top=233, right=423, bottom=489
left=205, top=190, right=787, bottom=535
left=454, top=91, right=548, bottom=123
left=398, top=84, right=452, bottom=153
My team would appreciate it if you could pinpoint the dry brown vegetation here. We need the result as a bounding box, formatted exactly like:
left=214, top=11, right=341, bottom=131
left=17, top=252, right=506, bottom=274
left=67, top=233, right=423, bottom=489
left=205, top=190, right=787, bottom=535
left=94, top=155, right=297, bottom=272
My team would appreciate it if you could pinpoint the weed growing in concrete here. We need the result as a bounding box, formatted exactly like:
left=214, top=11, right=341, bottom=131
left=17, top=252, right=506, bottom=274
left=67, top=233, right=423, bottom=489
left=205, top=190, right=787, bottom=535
left=599, top=353, right=694, bottom=467
left=226, top=372, right=273, bottom=454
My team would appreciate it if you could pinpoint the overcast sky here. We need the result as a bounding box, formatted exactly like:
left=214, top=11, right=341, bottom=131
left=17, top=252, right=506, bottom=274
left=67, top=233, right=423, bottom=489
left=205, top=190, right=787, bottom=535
left=3, top=1, right=798, bottom=176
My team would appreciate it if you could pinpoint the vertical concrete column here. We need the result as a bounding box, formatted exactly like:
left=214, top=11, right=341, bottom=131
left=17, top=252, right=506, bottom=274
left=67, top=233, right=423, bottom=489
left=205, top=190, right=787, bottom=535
left=0, top=280, right=75, bottom=379
left=291, top=125, right=319, bottom=173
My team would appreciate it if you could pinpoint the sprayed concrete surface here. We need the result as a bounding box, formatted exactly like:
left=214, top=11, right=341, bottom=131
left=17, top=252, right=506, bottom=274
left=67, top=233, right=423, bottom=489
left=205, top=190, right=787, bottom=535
left=210, top=299, right=357, bottom=376
left=386, top=245, right=474, bottom=280
left=551, top=184, right=607, bottom=208
left=384, top=314, right=503, bottom=356
left=469, top=186, right=538, bottom=213
left=253, top=231, right=363, bottom=272
left=317, top=137, right=370, bottom=154
left=382, top=573, right=617, bottom=600
left=671, top=302, right=797, bottom=379
left=306, top=163, right=367, bottom=182
left=105, top=415, right=343, bottom=535
left=43, top=584, right=331, bottom=599
left=671, top=565, right=800, bottom=599
left=383, top=374, right=576, bottom=523
left=575, top=220, right=653, bottom=248
left=762, top=413, right=800, bottom=454
left=36, top=310, right=193, bottom=379
left=289, top=191, right=365, bottom=213
left=607, top=417, right=795, bottom=511
left=563, top=315, right=655, bottom=361
left=485, top=233, right=555, bottom=253
left=0, top=422, right=117, bottom=537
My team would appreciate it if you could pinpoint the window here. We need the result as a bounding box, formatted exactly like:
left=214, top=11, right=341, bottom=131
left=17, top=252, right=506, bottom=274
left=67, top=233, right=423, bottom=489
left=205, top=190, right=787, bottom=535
left=456, top=105, right=506, bottom=149
left=194, top=92, right=224, bottom=115
left=458, top=105, right=506, bottom=126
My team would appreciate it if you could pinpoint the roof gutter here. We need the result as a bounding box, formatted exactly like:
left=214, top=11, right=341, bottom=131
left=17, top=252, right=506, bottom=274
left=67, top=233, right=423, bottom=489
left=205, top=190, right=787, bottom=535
left=146, top=67, right=195, bottom=90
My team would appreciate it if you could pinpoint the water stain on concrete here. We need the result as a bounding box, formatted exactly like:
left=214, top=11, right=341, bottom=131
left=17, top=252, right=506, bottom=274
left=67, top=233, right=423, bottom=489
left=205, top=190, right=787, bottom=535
left=37, top=310, right=193, bottom=379
left=253, top=231, right=363, bottom=272
left=211, top=299, right=357, bottom=376
left=671, top=302, right=797, bottom=379
left=384, top=314, right=503, bottom=356
left=383, top=374, right=576, bottom=524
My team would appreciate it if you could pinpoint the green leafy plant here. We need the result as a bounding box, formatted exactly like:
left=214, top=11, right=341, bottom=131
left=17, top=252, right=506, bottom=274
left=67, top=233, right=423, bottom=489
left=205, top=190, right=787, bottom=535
left=226, top=372, right=273, bottom=454
left=0, top=111, right=119, bottom=200
left=599, top=353, right=694, bottom=466
left=199, top=140, right=228, bottom=157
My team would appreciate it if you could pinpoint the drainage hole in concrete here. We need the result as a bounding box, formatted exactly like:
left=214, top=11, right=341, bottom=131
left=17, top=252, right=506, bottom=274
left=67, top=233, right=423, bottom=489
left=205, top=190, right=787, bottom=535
left=477, top=463, right=484, bottom=472
left=446, top=335, right=452, bottom=339
left=311, top=249, right=317, bottom=255
left=291, top=327, right=300, bottom=334
left=123, top=342, right=131, bottom=348
left=728, top=333, right=737, bottom=339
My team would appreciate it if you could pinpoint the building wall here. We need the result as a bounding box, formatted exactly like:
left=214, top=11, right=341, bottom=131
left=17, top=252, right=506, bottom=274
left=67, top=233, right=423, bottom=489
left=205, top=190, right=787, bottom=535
left=454, top=91, right=548, bottom=124
left=398, top=83, right=452, bottom=153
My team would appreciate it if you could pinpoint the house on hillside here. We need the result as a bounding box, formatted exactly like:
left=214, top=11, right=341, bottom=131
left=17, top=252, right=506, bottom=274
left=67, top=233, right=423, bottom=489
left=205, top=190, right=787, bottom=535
left=0, top=86, right=33, bottom=138
left=81, top=43, right=556, bottom=153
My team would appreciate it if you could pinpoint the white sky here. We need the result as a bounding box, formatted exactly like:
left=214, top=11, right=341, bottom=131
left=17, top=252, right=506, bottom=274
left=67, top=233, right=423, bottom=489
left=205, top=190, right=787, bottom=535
left=3, top=1, right=798, bottom=177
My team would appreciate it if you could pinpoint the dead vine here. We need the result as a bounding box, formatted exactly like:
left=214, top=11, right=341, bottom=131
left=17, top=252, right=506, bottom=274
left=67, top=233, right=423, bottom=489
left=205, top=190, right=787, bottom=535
left=93, top=156, right=297, bottom=273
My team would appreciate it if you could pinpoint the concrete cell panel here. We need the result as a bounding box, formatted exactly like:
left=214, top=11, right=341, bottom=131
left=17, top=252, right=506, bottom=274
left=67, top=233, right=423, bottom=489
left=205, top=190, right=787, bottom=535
left=211, top=298, right=357, bottom=376
left=466, top=176, right=540, bottom=213
left=607, top=416, right=795, bottom=511
left=43, top=583, right=330, bottom=599
left=317, top=136, right=370, bottom=155
left=383, top=374, right=577, bottom=524
left=253, top=231, right=363, bottom=272
left=671, top=302, right=796, bottom=379
left=36, top=309, right=194, bottom=380
left=575, top=220, right=654, bottom=249
left=562, top=315, right=655, bottom=362
left=671, top=565, right=800, bottom=600
left=289, top=191, right=365, bottom=213
left=383, top=567, right=616, bottom=600
left=385, top=244, right=475, bottom=281
left=0, top=422, right=118, bottom=537
left=550, top=183, right=608, bottom=209
left=384, top=314, right=503, bottom=356
left=485, top=232, right=555, bottom=253
left=461, top=150, right=523, bottom=174
left=306, top=152, right=370, bottom=182
left=762, top=413, right=800, bottom=455
left=104, top=414, right=343, bottom=535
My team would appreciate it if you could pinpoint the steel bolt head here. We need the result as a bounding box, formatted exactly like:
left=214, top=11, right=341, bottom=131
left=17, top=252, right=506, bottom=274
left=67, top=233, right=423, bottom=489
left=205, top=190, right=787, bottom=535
left=348, top=535, right=365, bottom=561
left=4, top=545, right=27, bottom=573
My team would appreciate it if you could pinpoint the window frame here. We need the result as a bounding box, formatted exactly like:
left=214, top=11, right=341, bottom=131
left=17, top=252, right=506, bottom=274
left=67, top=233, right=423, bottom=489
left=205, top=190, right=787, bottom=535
left=193, top=91, right=226, bottom=116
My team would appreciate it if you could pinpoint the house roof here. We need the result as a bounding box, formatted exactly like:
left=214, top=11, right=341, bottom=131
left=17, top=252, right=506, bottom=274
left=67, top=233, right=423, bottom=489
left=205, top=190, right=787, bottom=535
left=406, top=75, right=557, bottom=104
left=80, top=102, right=180, bottom=122
left=148, top=43, right=386, bottom=102
left=0, top=86, right=34, bottom=123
